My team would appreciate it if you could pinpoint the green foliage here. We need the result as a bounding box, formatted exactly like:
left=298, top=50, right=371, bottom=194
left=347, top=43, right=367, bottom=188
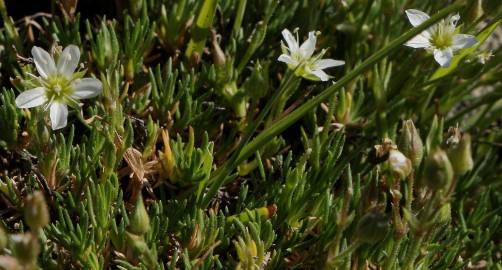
left=0, top=89, right=20, bottom=148
left=0, top=0, right=501, bottom=269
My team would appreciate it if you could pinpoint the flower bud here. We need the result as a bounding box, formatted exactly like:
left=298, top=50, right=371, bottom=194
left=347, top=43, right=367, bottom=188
left=125, top=231, right=148, bottom=254
left=129, top=0, right=143, bottom=18
left=125, top=60, right=135, bottom=82
left=398, top=120, right=424, bottom=168
left=355, top=211, right=390, bottom=244
left=128, top=194, right=150, bottom=235
left=335, top=89, right=352, bottom=124
left=10, top=234, right=40, bottom=265
left=437, top=203, right=451, bottom=224
left=421, top=148, right=454, bottom=190
left=24, top=191, right=49, bottom=230
left=447, top=133, right=474, bottom=175
left=224, top=82, right=247, bottom=118
left=244, top=61, right=269, bottom=100
left=388, top=149, right=412, bottom=179
left=0, top=0, right=5, bottom=12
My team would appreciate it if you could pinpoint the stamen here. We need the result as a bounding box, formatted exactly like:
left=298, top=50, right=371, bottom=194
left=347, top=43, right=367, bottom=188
left=43, top=99, right=54, bottom=111
left=54, top=84, right=62, bottom=94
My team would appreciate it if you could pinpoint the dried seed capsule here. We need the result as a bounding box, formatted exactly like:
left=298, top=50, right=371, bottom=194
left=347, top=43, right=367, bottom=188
left=388, top=149, right=412, bottom=179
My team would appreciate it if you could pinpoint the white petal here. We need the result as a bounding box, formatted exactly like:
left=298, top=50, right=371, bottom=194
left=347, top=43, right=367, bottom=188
left=405, top=9, right=430, bottom=27
left=299, top=31, right=316, bottom=58
left=49, top=102, right=68, bottom=130
left=448, top=14, right=460, bottom=26
left=434, top=48, right=453, bottom=67
left=32, top=47, right=57, bottom=79
left=452, top=34, right=477, bottom=50
left=313, top=59, right=345, bottom=70
left=278, top=54, right=299, bottom=66
left=71, top=78, right=103, bottom=99
left=405, top=33, right=431, bottom=48
left=281, top=29, right=299, bottom=52
left=15, top=87, right=47, bottom=108
left=311, top=70, right=330, bottom=81
left=57, top=45, right=80, bottom=78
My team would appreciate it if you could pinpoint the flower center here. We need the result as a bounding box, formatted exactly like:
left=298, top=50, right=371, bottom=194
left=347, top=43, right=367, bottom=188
left=54, top=84, right=62, bottom=94
left=45, top=75, right=73, bottom=101
left=431, top=22, right=454, bottom=50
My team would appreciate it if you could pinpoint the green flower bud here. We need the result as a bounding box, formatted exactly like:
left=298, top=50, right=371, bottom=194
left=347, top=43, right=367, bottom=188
left=388, top=149, right=412, bottom=179
left=447, top=133, right=474, bottom=176
left=129, top=0, right=143, bottom=18
left=244, top=61, right=269, bottom=100
left=335, top=89, right=352, bottom=124
left=125, top=231, right=148, bottom=254
left=0, top=0, right=5, bottom=12
left=24, top=191, right=49, bottom=230
left=355, top=211, right=390, bottom=244
left=220, top=82, right=247, bottom=119
left=437, top=203, right=451, bottom=224
left=128, top=194, right=150, bottom=235
left=398, top=120, right=424, bottom=168
left=125, top=59, right=135, bottom=82
left=10, top=234, right=40, bottom=265
left=421, top=148, right=454, bottom=190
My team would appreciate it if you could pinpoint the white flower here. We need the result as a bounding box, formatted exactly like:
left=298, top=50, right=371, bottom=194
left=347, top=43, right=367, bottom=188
left=15, top=45, right=102, bottom=130
left=404, top=9, right=478, bottom=67
left=278, top=28, right=344, bottom=81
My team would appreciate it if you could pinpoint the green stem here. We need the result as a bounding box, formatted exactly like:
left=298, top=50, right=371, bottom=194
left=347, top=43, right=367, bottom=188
left=184, top=0, right=218, bottom=60
left=406, top=173, right=415, bottom=210
left=234, top=3, right=463, bottom=166
left=201, top=72, right=298, bottom=207
left=0, top=0, right=8, bottom=19
left=231, top=0, right=247, bottom=38
left=403, top=235, right=424, bottom=270
left=384, top=238, right=403, bottom=270
left=354, top=0, right=374, bottom=38
left=325, top=241, right=361, bottom=269
left=321, top=93, right=337, bottom=144
left=327, top=167, right=353, bottom=261
left=203, top=2, right=464, bottom=207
